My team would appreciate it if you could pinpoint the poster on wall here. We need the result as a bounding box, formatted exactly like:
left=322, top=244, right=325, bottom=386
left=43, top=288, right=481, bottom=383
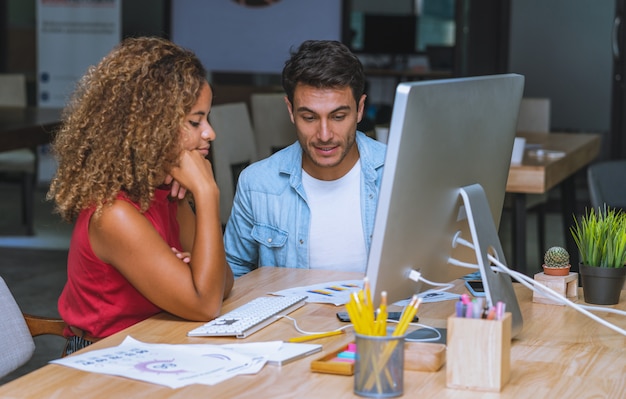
left=36, top=0, right=121, bottom=108
left=172, top=0, right=342, bottom=75
left=36, top=0, right=121, bottom=183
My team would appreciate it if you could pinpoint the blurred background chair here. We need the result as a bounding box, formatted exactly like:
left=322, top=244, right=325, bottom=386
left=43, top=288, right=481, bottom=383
left=587, top=160, right=626, bottom=211
left=516, top=97, right=551, bottom=133
left=0, top=73, right=37, bottom=235
left=0, top=275, right=66, bottom=379
left=209, top=102, right=258, bottom=226
left=250, top=92, right=296, bottom=159
left=505, top=97, right=551, bottom=263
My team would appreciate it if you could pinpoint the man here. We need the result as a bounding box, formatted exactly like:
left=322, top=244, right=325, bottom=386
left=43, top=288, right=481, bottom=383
left=224, top=40, right=386, bottom=278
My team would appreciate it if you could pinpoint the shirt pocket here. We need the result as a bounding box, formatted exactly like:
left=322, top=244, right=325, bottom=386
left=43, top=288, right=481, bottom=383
left=251, top=223, right=288, bottom=248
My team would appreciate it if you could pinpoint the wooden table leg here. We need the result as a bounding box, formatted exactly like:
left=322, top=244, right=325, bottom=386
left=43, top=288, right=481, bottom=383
left=511, top=193, right=527, bottom=275
left=560, top=177, right=579, bottom=273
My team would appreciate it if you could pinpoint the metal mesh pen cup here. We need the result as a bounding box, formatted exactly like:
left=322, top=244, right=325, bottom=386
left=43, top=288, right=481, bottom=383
left=354, top=333, right=405, bottom=398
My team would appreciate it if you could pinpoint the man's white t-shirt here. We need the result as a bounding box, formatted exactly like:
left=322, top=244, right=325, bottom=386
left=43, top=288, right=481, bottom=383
left=302, top=160, right=367, bottom=272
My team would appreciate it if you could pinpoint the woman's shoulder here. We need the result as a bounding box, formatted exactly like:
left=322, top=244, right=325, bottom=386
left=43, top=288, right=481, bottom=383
left=92, top=197, right=142, bottom=227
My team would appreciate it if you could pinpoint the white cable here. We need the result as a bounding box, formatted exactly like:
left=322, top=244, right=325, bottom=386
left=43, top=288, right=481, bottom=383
left=384, top=319, right=443, bottom=342
left=404, top=322, right=443, bottom=343
left=280, top=314, right=442, bottom=340
left=447, top=257, right=482, bottom=269
left=577, top=304, right=626, bottom=316
left=409, top=269, right=455, bottom=292
left=449, top=232, right=626, bottom=337
left=462, top=236, right=626, bottom=315
left=419, top=275, right=455, bottom=293
left=489, top=259, right=626, bottom=336
left=279, top=315, right=351, bottom=335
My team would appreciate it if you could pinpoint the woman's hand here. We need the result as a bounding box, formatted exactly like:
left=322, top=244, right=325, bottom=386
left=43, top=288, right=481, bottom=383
left=171, top=247, right=191, bottom=263
left=169, top=150, right=217, bottom=197
left=163, top=174, right=188, bottom=199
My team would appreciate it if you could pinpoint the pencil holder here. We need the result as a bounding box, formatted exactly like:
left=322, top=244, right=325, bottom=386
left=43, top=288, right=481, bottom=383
left=354, top=333, right=405, bottom=398
left=446, top=312, right=511, bottom=392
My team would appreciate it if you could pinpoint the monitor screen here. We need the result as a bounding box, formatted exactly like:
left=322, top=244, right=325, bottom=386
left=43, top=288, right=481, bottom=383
left=362, top=14, right=417, bottom=55
left=365, top=74, right=525, bottom=336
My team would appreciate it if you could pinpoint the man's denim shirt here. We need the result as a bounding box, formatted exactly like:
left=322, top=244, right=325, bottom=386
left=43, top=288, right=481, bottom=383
left=224, top=131, right=386, bottom=278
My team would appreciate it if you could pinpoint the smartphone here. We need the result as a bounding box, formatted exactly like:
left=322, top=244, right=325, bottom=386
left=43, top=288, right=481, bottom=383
left=336, top=311, right=418, bottom=323
left=465, top=280, right=486, bottom=297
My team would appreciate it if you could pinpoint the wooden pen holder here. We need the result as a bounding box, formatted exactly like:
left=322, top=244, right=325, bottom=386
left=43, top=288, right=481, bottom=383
left=446, top=312, right=511, bottom=392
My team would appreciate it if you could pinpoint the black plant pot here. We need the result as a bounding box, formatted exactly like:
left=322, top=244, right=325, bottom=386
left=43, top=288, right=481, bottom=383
left=579, top=264, right=626, bottom=305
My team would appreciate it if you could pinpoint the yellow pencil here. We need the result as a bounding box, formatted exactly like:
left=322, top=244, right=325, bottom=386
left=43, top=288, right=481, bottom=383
left=348, top=292, right=366, bottom=334
left=364, top=277, right=373, bottom=312
left=374, top=291, right=388, bottom=336
left=346, top=299, right=366, bottom=334
left=288, top=329, right=344, bottom=343
left=393, top=295, right=420, bottom=336
left=365, top=296, right=423, bottom=391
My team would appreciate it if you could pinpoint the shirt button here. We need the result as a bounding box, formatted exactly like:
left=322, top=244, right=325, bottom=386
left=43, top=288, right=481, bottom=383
left=267, top=238, right=273, bottom=243
left=299, top=239, right=304, bottom=244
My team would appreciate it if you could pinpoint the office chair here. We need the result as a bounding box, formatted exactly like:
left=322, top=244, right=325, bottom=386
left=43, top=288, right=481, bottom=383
left=0, top=73, right=38, bottom=235
left=516, top=98, right=551, bottom=133
left=0, top=275, right=67, bottom=379
left=587, top=160, right=626, bottom=211
left=250, top=92, right=296, bottom=159
left=209, top=102, right=258, bottom=226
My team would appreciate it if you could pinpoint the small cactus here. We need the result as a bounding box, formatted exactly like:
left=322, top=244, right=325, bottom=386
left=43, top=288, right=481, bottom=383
left=544, top=246, right=570, bottom=268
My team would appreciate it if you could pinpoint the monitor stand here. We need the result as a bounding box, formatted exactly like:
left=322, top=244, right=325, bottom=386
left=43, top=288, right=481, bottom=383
left=458, top=184, right=523, bottom=337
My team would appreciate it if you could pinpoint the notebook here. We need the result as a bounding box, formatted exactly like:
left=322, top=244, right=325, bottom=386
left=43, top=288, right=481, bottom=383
left=267, top=343, right=322, bottom=366
left=220, top=341, right=322, bottom=367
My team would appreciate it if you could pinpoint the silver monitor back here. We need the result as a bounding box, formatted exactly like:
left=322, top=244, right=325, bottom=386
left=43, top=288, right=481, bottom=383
left=366, top=74, right=524, bottom=335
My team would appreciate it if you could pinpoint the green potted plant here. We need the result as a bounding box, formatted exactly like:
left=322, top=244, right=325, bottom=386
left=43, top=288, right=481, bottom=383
left=542, top=246, right=571, bottom=276
left=570, top=206, right=626, bottom=305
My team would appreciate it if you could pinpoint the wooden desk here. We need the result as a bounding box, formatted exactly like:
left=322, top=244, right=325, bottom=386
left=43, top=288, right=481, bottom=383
left=2, top=267, right=625, bottom=398
left=0, top=106, right=62, bottom=152
left=506, top=132, right=601, bottom=275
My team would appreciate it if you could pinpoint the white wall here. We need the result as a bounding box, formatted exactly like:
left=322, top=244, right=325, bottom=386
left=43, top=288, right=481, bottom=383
left=171, top=1, right=341, bottom=74
left=509, top=0, right=613, bottom=132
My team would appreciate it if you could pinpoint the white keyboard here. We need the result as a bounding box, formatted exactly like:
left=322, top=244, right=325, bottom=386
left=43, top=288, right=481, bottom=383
left=187, top=295, right=308, bottom=338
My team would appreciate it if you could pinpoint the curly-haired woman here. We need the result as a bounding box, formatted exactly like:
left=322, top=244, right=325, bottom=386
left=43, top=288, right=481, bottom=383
left=47, top=37, right=234, bottom=354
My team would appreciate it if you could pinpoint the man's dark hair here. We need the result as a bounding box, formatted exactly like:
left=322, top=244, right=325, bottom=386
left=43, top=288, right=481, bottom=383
left=282, top=40, right=365, bottom=105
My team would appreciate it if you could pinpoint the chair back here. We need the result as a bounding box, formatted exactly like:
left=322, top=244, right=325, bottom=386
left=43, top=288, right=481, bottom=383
left=0, top=276, right=36, bottom=378
left=0, top=74, right=27, bottom=107
left=250, top=92, right=296, bottom=159
left=516, top=97, right=550, bottom=133
left=210, top=102, right=258, bottom=224
left=587, top=160, right=626, bottom=210
left=0, top=73, right=36, bottom=177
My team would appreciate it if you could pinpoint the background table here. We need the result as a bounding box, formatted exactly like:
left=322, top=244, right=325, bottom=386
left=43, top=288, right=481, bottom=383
left=0, top=106, right=62, bottom=152
left=1, top=267, right=624, bottom=398
left=506, top=131, right=601, bottom=275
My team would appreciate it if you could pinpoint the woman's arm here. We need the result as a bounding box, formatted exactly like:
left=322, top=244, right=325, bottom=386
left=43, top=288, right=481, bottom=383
left=177, top=197, right=233, bottom=300
left=89, top=150, right=233, bottom=321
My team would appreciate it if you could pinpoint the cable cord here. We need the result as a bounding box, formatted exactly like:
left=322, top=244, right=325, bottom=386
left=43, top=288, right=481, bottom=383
left=409, top=270, right=455, bottom=293
left=280, top=315, right=442, bottom=342
left=278, top=315, right=351, bottom=335
left=449, top=234, right=626, bottom=337
left=403, top=323, right=443, bottom=343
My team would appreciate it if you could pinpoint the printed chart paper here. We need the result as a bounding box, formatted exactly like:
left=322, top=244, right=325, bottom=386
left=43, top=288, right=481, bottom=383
left=51, top=336, right=266, bottom=389
left=271, top=279, right=363, bottom=305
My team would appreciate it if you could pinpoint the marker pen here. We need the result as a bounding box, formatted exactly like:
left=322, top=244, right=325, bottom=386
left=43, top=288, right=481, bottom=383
left=455, top=299, right=464, bottom=317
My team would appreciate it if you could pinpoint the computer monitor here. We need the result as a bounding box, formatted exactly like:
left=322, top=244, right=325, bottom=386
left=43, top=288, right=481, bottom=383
left=362, top=14, right=417, bottom=55
left=365, top=74, right=524, bottom=336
